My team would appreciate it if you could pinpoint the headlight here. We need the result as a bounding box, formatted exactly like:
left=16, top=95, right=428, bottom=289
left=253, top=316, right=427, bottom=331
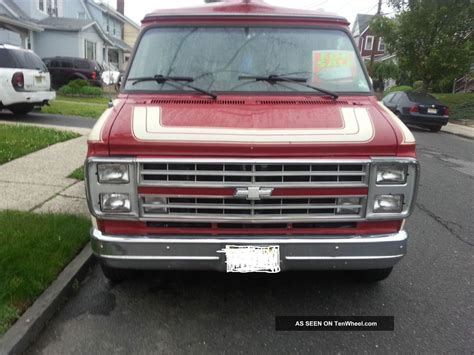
left=373, top=194, right=403, bottom=213
left=97, top=163, right=129, bottom=184
left=142, top=196, right=168, bottom=214
left=100, top=193, right=131, bottom=212
left=376, top=164, right=407, bottom=184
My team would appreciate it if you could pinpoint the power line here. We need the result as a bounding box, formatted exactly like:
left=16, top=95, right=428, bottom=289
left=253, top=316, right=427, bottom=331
left=336, top=0, right=353, bottom=13
left=303, top=0, right=329, bottom=10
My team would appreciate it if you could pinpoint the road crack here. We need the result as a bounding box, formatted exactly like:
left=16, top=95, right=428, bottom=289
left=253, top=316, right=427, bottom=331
left=416, top=202, right=473, bottom=246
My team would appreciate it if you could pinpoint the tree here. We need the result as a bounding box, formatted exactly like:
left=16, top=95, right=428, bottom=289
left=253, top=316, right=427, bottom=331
left=366, top=60, right=400, bottom=92
left=371, top=0, right=473, bottom=93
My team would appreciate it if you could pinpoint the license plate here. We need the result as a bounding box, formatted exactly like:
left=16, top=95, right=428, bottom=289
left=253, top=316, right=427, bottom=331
left=220, top=245, right=280, bottom=273
left=35, top=76, right=43, bottom=84
left=427, top=108, right=437, bottom=114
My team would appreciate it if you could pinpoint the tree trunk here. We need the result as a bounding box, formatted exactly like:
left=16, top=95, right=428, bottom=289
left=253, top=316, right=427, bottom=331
left=420, top=80, right=430, bottom=93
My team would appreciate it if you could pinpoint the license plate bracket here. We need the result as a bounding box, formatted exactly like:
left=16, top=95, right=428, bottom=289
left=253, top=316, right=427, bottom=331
left=219, top=245, right=281, bottom=273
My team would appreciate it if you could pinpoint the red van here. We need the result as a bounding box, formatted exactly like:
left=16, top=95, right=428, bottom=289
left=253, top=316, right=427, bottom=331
left=85, top=0, right=419, bottom=282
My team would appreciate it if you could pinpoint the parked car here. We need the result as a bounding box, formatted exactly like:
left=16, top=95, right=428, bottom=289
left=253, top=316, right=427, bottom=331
left=42, top=56, right=103, bottom=88
left=0, top=44, right=55, bottom=115
left=85, top=0, right=420, bottom=283
left=382, top=91, right=449, bottom=132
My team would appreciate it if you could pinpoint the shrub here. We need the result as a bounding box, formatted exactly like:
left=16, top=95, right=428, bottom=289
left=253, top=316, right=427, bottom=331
left=79, top=86, right=102, bottom=96
left=433, top=93, right=474, bottom=120
left=58, top=85, right=77, bottom=95
left=68, top=79, right=89, bottom=90
left=384, top=85, right=413, bottom=95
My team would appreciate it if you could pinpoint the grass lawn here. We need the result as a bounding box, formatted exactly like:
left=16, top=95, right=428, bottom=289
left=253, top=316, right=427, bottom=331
left=41, top=100, right=107, bottom=119
left=0, top=124, right=80, bottom=165
left=68, top=166, right=84, bottom=181
left=433, top=93, right=474, bottom=121
left=56, top=94, right=111, bottom=105
left=0, top=211, right=90, bottom=335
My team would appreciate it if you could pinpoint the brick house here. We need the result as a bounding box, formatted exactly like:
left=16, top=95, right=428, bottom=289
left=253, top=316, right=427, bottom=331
left=352, top=14, right=386, bottom=61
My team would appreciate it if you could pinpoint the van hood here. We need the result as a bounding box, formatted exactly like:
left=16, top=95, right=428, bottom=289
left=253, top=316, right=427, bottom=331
left=105, top=95, right=411, bottom=157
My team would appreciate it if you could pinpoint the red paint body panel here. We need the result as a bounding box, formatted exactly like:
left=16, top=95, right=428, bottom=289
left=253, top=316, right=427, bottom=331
left=106, top=95, right=404, bottom=157
left=98, top=219, right=402, bottom=236
left=142, top=0, right=349, bottom=26
left=138, top=187, right=368, bottom=197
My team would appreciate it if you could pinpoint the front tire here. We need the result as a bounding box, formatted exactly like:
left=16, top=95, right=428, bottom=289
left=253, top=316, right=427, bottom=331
left=100, top=263, right=134, bottom=283
left=350, top=267, right=393, bottom=282
left=9, top=104, right=34, bottom=115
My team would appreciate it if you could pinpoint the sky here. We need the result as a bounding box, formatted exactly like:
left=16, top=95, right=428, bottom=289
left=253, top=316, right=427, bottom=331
left=115, top=0, right=393, bottom=27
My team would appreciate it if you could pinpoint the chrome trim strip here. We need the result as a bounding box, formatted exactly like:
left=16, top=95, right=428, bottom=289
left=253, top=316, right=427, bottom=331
left=285, top=255, right=404, bottom=260
left=138, top=158, right=372, bottom=164
left=137, top=215, right=364, bottom=223
left=100, top=255, right=220, bottom=261
left=92, top=229, right=408, bottom=244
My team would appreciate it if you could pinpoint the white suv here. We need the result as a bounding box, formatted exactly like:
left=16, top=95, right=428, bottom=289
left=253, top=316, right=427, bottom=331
left=0, top=45, right=55, bottom=115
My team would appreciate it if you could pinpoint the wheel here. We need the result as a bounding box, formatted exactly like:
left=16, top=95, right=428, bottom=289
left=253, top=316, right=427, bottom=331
left=100, top=263, right=134, bottom=283
left=349, top=267, right=393, bottom=283
left=9, top=104, right=34, bottom=115
left=429, top=125, right=442, bottom=132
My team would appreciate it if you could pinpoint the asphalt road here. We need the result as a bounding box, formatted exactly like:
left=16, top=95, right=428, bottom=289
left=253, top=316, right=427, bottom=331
left=29, top=129, right=473, bottom=354
left=0, top=111, right=96, bottom=129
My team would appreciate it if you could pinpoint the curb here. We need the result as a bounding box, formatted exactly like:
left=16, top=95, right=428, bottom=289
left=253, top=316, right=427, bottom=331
left=442, top=127, right=474, bottom=140
left=0, top=243, right=96, bottom=355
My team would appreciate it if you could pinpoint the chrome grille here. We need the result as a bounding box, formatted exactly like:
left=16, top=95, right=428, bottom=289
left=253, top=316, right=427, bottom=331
left=138, top=159, right=370, bottom=187
left=139, top=195, right=366, bottom=223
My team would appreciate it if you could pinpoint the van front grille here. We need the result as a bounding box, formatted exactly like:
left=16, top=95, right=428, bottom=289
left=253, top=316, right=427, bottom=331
left=139, top=195, right=366, bottom=223
left=138, top=159, right=370, bottom=188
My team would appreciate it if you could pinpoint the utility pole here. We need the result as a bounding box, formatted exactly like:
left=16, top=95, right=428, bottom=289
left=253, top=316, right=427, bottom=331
left=369, top=0, right=383, bottom=87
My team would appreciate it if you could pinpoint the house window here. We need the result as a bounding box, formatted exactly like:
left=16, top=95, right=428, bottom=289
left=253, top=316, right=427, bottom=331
left=365, top=36, right=374, bottom=51
left=84, top=40, right=96, bottom=60
left=378, top=37, right=385, bottom=52
left=39, top=0, right=60, bottom=16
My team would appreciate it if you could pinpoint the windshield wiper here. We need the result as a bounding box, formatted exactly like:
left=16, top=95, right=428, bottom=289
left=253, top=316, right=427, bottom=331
left=128, top=74, right=217, bottom=99
left=238, top=74, right=338, bottom=100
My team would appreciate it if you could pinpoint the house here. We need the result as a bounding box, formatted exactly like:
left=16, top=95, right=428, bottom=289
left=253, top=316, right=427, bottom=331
left=0, top=0, right=140, bottom=70
left=352, top=14, right=386, bottom=61
left=0, top=0, right=43, bottom=48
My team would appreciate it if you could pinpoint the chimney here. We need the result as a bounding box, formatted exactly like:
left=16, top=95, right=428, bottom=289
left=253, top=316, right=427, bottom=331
left=117, top=0, right=124, bottom=14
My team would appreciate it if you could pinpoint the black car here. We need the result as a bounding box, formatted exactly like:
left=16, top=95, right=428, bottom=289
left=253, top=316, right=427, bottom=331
left=382, top=91, right=449, bottom=132
left=42, top=56, right=103, bottom=88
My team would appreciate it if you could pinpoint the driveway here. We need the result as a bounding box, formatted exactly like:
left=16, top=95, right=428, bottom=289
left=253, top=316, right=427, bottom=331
left=29, top=130, right=474, bottom=354
left=0, top=111, right=96, bottom=129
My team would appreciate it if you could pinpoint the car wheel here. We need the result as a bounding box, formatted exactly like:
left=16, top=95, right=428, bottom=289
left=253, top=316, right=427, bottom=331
left=9, top=104, right=34, bottom=115
left=100, top=263, right=134, bottom=283
left=349, top=267, right=393, bottom=283
left=429, top=125, right=442, bottom=132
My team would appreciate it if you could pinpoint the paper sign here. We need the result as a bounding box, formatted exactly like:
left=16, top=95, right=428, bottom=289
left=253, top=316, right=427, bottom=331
left=312, top=50, right=356, bottom=81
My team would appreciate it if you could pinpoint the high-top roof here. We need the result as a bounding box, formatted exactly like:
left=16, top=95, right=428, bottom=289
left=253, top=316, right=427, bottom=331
left=143, top=0, right=348, bottom=25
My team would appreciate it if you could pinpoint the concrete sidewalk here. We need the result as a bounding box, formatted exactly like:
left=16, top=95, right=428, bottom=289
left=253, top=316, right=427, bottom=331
left=0, top=130, right=90, bottom=216
left=442, top=122, right=474, bottom=139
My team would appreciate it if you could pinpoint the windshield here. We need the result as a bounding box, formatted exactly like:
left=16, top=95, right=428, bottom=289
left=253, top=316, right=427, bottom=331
left=125, top=27, right=370, bottom=94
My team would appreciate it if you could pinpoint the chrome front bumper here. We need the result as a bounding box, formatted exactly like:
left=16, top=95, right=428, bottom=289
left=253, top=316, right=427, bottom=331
left=91, top=228, right=408, bottom=271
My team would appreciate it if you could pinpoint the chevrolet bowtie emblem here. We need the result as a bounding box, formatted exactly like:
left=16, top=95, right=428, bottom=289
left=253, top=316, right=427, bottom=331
left=234, top=187, right=274, bottom=201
